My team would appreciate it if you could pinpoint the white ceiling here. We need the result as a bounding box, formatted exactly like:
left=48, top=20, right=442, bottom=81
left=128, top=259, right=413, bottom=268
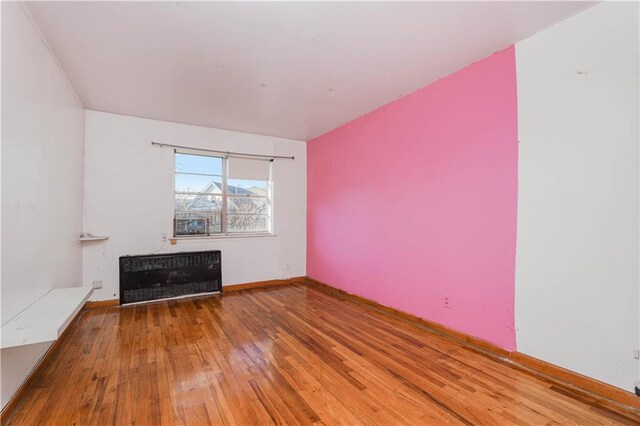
left=25, top=1, right=594, bottom=141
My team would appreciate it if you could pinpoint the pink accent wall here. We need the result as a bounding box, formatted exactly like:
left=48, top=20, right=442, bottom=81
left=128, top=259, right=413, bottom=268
left=307, top=46, right=518, bottom=350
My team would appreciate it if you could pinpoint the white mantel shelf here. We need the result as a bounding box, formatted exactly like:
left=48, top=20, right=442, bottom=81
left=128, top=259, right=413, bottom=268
left=1, top=287, right=93, bottom=349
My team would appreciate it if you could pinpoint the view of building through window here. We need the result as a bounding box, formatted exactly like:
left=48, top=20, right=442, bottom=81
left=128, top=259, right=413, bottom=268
left=174, top=153, right=271, bottom=236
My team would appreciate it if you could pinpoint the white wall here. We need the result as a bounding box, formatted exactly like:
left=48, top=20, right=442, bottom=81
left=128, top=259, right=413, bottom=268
left=515, top=2, right=639, bottom=392
left=1, top=2, right=85, bottom=407
left=83, top=111, right=306, bottom=301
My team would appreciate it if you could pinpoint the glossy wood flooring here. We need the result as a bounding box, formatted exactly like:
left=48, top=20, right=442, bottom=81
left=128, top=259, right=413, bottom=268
left=5, top=284, right=639, bottom=425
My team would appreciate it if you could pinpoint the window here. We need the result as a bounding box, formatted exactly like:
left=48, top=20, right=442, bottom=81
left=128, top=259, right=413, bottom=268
left=174, top=152, right=272, bottom=236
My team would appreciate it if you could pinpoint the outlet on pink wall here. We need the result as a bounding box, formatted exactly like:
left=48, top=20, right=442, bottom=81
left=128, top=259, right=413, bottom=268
left=307, top=46, right=518, bottom=350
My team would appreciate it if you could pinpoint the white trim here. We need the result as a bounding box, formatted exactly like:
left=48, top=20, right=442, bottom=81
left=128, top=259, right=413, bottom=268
left=222, top=156, right=228, bottom=233
left=174, top=233, right=277, bottom=242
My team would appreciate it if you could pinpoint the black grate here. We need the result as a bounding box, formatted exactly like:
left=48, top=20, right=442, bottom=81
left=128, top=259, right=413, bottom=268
left=119, top=250, right=221, bottom=304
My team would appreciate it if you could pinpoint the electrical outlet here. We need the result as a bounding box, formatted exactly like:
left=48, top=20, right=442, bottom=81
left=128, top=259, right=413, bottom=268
left=443, top=295, right=451, bottom=309
left=284, top=262, right=290, bottom=271
left=161, top=233, right=168, bottom=242
left=92, top=280, right=103, bottom=289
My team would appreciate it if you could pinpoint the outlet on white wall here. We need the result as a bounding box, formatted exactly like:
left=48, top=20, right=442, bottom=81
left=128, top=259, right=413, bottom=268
left=161, top=233, right=168, bottom=242
left=92, top=280, right=103, bottom=289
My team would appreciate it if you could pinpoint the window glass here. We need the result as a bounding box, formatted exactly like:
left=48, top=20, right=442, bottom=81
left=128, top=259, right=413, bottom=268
left=174, top=153, right=271, bottom=236
left=175, top=175, right=222, bottom=194
left=227, top=197, right=268, bottom=214
left=175, top=153, right=223, bottom=175
left=227, top=214, right=269, bottom=233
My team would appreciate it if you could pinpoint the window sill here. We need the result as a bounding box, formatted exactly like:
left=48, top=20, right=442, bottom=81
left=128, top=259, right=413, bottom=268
left=173, top=233, right=277, bottom=242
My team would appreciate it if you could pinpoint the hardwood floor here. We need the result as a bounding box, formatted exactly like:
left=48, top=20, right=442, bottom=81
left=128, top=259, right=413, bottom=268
left=4, top=283, right=639, bottom=425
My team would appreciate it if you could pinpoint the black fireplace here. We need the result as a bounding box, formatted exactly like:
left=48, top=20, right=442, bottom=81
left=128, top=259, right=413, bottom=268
left=119, top=250, right=221, bottom=304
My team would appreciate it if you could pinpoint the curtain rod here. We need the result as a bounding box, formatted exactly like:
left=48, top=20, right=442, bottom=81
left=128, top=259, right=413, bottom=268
left=151, top=141, right=295, bottom=160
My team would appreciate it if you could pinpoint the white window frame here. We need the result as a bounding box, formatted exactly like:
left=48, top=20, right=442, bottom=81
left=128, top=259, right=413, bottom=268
left=173, top=151, right=274, bottom=238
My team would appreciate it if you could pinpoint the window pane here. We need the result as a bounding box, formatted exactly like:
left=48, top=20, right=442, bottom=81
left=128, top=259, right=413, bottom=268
left=227, top=214, right=268, bottom=233
left=175, top=153, right=222, bottom=175
left=227, top=179, right=268, bottom=196
left=174, top=211, right=222, bottom=235
left=175, top=194, right=222, bottom=212
left=175, top=175, right=221, bottom=194
left=228, top=197, right=268, bottom=214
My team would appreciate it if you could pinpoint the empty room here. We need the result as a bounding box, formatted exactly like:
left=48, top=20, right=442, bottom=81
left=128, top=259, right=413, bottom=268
left=1, top=0, right=639, bottom=424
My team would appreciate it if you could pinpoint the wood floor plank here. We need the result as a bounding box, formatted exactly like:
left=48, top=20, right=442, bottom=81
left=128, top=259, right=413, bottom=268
left=4, top=283, right=639, bottom=425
